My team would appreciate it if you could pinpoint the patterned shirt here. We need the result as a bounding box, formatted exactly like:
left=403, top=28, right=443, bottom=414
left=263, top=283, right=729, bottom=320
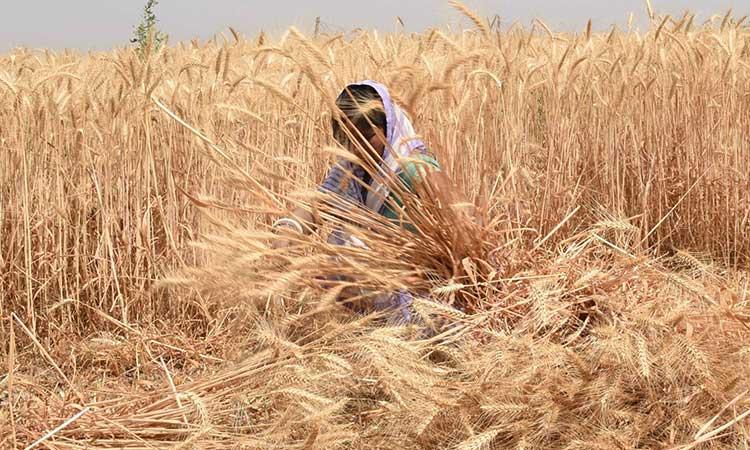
left=318, top=153, right=440, bottom=223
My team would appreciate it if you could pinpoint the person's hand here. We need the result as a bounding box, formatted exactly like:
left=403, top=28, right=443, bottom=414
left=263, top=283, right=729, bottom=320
left=271, top=216, right=309, bottom=250
left=271, top=237, right=291, bottom=250
left=271, top=226, right=299, bottom=250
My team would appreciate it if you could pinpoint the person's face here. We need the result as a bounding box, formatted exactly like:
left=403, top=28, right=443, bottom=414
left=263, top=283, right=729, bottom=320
left=335, top=119, right=387, bottom=164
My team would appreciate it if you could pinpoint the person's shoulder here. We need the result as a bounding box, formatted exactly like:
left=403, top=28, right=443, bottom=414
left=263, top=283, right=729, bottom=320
left=417, top=151, right=440, bottom=169
left=421, top=148, right=438, bottom=161
left=319, top=162, right=348, bottom=194
left=403, top=151, right=440, bottom=174
left=398, top=151, right=440, bottom=191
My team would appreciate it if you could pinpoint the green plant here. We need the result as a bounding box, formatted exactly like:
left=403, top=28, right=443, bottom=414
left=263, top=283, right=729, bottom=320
left=131, top=0, right=167, bottom=56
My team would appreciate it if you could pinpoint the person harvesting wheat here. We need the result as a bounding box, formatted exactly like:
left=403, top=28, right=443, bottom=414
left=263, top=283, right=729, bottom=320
left=272, top=80, right=459, bottom=321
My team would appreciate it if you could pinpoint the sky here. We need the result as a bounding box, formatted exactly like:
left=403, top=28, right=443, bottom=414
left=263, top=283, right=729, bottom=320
left=0, top=0, right=744, bottom=53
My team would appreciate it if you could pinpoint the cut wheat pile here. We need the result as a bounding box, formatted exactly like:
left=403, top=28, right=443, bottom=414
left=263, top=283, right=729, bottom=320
left=1, top=4, right=750, bottom=449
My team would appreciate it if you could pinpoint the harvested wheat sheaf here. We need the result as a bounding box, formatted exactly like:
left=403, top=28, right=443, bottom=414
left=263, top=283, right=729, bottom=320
left=1, top=3, right=750, bottom=449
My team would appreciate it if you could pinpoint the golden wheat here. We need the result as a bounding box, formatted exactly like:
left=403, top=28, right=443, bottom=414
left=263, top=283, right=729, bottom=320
left=1, top=4, right=750, bottom=449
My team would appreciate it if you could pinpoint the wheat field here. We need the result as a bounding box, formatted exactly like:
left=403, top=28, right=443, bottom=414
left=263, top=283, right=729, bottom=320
left=1, top=3, right=750, bottom=448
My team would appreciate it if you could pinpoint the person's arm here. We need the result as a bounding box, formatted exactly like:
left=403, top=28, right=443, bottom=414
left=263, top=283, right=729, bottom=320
left=271, top=207, right=317, bottom=249
left=405, top=156, right=476, bottom=220
left=418, top=170, right=476, bottom=218
left=273, top=207, right=315, bottom=234
left=272, top=161, right=346, bottom=247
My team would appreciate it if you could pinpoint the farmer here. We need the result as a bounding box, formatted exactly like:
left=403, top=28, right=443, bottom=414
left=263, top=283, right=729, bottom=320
left=272, top=80, right=444, bottom=321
